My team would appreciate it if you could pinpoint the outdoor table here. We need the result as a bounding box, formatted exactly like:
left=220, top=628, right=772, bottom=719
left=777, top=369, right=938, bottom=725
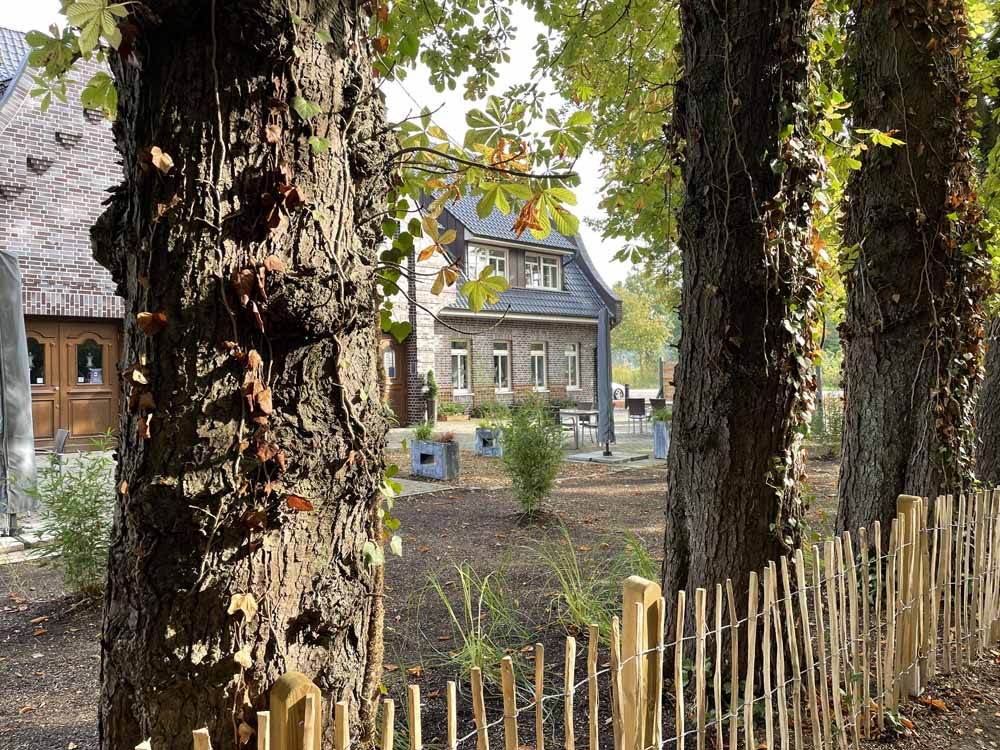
left=557, top=408, right=600, bottom=449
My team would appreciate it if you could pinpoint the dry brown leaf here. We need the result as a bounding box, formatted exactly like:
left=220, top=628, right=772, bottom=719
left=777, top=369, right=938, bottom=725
left=263, top=254, right=286, bottom=273
left=18, top=706, right=34, bottom=715
left=234, top=644, right=253, bottom=668
left=426, top=690, right=441, bottom=699
left=227, top=593, right=259, bottom=621
left=137, top=311, right=168, bottom=336
left=30, top=615, right=48, bottom=625
left=384, top=663, right=399, bottom=672
left=286, top=494, right=315, bottom=512
left=418, top=545, right=430, bottom=553
left=406, top=665, right=423, bottom=677
left=437, top=634, right=451, bottom=642
left=256, top=388, right=274, bottom=416
left=119, top=480, right=129, bottom=495
left=238, top=721, right=255, bottom=744
left=149, top=146, right=174, bottom=175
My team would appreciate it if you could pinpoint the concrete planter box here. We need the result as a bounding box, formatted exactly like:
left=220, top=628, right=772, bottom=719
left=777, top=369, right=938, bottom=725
left=475, top=427, right=503, bottom=458
left=438, top=414, right=469, bottom=422
left=653, top=420, right=671, bottom=459
left=410, top=439, right=460, bottom=480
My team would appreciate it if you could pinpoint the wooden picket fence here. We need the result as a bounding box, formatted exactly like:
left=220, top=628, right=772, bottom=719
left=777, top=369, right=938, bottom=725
left=142, top=490, right=1000, bottom=750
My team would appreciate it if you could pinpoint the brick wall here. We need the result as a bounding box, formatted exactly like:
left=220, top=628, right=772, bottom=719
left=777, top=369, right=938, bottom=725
left=432, top=317, right=598, bottom=412
left=0, top=55, right=123, bottom=318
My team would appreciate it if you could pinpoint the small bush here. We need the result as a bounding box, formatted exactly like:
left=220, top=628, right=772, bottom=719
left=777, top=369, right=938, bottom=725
left=413, top=421, right=434, bottom=441
left=424, top=370, right=438, bottom=399
left=30, top=434, right=115, bottom=596
left=437, top=401, right=466, bottom=416
left=651, top=407, right=672, bottom=422
left=434, top=431, right=455, bottom=443
left=501, top=403, right=564, bottom=517
left=470, top=401, right=510, bottom=421
left=548, top=395, right=578, bottom=409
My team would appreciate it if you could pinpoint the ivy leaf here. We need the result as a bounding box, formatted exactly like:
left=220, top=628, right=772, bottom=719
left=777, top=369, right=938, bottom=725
left=316, top=29, right=333, bottom=45
left=389, top=534, right=403, bottom=557
left=308, top=135, right=331, bottom=154
left=389, top=321, right=412, bottom=343
left=363, top=540, right=385, bottom=566
left=291, top=96, right=322, bottom=121
left=80, top=71, right=117, bottom=119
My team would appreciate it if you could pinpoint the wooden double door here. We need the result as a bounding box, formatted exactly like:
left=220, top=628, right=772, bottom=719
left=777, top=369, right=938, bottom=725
left=25, top=319, right=120, bottom=450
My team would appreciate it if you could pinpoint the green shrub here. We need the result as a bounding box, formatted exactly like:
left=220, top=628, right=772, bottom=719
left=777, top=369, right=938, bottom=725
left=30, top=434, right=115, bottom=596
left=501, top=403, right=563, bottom=517
left=437, top=401, right=466, bottom=416
left=651, top=407, right=672, bottom=422
left=548, top=395, right=578, bottom=409
left=413, top=421, right=434, bottom=441
left=424, top=370, right=438, bottom=399
left=470, top=401, right=510, bottom=421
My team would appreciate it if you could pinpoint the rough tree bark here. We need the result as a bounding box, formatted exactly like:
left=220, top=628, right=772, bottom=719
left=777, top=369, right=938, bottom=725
left=663, top=0, right=818, bottom=631
left=91, top=2, right=392, bottom=748
left=836, top=0, right=988, bottom=535
left=977, top=319, right=1000, bottom=484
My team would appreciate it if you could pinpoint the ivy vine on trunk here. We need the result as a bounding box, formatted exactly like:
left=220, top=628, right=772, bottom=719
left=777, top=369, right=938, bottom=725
left=663, top=0, right=820, bottom=636
left=88, top=1, right=393, bottom=747
left=836, top=0, right=991, bottom=536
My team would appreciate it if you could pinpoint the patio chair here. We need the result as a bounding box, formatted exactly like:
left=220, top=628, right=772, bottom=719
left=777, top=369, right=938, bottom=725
left=35, top=428, right=69, bottom=469
left=576, top=401, right=598, bottom=443
left=626, top=398, right=646, bottom=434
left=548, top=406, right=577, bottom=443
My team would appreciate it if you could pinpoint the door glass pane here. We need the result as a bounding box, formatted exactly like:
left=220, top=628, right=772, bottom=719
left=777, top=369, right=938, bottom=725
left=383, top=348, right=396, bottom=379
left=77, top=339, right=104, bottom=384
left=27, top=338, right=45, bottom=384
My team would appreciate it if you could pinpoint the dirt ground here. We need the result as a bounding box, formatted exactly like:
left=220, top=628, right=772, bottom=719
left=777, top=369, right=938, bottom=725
left=2, top=455, right=998, bottom=749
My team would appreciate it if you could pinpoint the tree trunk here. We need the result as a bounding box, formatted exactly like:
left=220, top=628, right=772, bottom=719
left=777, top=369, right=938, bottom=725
left=663, top=0, right=818, bottom=632
left=836, top=0, right=988, bottom=535
left=91, top=2, right=392, bottom=748
left=977, top=318, right=1000, bottom=484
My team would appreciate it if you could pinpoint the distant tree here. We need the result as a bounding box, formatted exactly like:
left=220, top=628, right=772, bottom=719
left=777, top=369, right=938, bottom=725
left=611, top=270, right=677, bottom=374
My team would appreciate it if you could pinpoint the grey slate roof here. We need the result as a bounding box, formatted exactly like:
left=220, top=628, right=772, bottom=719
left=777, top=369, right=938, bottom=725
left=448, top=250, right=609, bottom=318
left=440, top=194, right=622, bottom=322
left=0, top=27, right=29, bottom=96
left=442, top=193, right=578, bottom=251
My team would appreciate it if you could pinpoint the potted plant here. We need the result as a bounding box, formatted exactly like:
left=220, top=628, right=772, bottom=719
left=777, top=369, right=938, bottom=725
left=474, top=401, right=510, bottom=457
left=410, top=422, right=460, bottom=480
left=438, top=401, right=469, bottom=422
left=651, top=407, right=672, bottom=460
left=424, top=370, right=438, bottom=424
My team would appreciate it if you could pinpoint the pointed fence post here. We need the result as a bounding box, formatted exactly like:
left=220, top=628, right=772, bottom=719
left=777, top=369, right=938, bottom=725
left=622, top=576, right=663, bottom=750
left=270, top=672, right=322, bottom=750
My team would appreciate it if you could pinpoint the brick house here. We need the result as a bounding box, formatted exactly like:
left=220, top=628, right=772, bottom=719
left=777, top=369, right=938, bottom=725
left=384, top=193, right=621, bottom=425
left=1, top=27, right=123, bottom=449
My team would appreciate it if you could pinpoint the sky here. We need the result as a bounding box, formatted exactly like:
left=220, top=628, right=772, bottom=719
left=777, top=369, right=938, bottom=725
left=3, top=2, right=631, bottom=285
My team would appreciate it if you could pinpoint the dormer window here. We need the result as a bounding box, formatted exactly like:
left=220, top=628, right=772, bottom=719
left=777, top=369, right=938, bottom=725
left=468, top=245, right=508, bottom=281
left=526, top=253, right=561, bottom=290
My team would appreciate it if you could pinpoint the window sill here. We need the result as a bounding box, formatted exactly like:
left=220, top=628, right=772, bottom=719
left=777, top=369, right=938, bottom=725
left=494, top=388, right=513, bottom=394
left=453, top=390, right=472, bottom=397
left=533, top=387, right=549, bottom=393
left=566, top=386, right=582, bottom=391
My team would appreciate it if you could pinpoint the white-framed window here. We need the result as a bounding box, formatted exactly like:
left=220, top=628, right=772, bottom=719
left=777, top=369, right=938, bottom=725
left=530, top=342, right=547, bottom=389
left=383, top=348, right=397, bottom=379
left=493, top=342, right=511, bottom=391
left=525, top=254, right=561, bottom=290
left=451, top=340, right=470, bottom=393
left=469, top=245, right=508, bottom=281
left=566, top=343, right=580, bottom=389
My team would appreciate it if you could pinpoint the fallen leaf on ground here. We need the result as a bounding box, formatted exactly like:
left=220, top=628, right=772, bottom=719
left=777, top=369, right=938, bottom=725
left=384, top=663, right=399, bottom=672
left=406, top=665, right=423, bottom=676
